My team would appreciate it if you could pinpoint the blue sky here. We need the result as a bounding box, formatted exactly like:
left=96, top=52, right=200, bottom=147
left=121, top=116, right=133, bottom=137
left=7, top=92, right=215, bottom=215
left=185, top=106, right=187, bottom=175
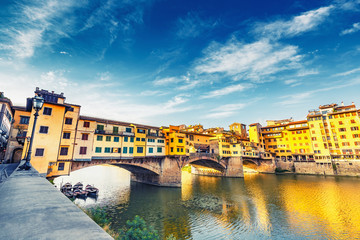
left=1, top=0, right=360, bottom=128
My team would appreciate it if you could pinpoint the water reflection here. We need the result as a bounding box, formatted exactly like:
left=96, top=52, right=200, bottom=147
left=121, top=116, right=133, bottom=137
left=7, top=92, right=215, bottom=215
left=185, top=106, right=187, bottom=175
left=55, top=165, right=360, bottom=239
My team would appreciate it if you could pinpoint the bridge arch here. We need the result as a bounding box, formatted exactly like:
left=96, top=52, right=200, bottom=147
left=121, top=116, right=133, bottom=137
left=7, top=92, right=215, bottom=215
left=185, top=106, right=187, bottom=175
left=70, top=159, right=161, bottom=176
left=188, top=157, right=226, bottom=172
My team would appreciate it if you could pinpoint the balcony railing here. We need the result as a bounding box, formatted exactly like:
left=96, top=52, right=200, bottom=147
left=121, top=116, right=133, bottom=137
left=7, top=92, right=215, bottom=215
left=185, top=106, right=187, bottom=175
left=95, top=129, right=135, bottom=136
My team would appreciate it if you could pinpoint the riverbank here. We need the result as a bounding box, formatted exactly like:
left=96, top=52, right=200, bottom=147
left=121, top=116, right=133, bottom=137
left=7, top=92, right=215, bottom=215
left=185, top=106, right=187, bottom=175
left=0, top=160, right=112, bottom=240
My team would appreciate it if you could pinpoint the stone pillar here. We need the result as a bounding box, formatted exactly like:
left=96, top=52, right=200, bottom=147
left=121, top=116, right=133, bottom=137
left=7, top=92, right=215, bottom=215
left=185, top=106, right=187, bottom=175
left=224, top=157, right=244, bottom=177
left=157, top=157, right=182, bottom=187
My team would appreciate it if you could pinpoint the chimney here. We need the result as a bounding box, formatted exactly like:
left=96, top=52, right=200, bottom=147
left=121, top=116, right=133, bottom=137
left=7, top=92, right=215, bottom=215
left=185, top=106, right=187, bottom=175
left=352, top=102, right=354, bottom=105
left=341, top=101, right=344, bottom=106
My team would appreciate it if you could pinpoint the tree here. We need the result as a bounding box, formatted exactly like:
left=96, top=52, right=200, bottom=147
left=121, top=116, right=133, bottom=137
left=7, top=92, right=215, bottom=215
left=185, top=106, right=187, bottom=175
left=118, top=215, right=159, bottom=240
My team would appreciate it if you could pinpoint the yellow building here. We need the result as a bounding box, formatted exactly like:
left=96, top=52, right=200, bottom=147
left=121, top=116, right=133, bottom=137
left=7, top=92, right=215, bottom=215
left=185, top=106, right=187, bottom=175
left=307, top=102, right=360, bottom=161
left=22, top=88, right=78, bottom=177
left=162, top=125, right=186, bottom=155
left=229, top=122, right=247, bottom=140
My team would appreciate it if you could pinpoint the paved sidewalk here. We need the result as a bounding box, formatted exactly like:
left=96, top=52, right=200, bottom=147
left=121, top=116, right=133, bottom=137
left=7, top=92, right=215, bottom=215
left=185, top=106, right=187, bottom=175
left=0, top=161, right=113, bottom=240
left=0, top=163, right=19, bottom=182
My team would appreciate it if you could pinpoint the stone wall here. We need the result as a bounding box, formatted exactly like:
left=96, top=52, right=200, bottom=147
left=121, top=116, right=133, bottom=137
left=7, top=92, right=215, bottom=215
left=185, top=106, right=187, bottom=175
left=225, top=157, right=244, bottom=177
left=294, top=161, right=360, bottom=176
left=275, top=161, right=295, bottom=172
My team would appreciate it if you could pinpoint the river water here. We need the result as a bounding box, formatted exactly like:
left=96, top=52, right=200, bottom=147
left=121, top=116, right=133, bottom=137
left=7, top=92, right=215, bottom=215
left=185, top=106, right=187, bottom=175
left=54, top=165, right=360, bottom=239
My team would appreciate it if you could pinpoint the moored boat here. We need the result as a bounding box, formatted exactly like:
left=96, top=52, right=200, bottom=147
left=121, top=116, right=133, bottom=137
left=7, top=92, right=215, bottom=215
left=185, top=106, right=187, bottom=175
left=64, top=191, right=74, bottom=198
left=61, top=182, right=72, bottom=193
left=73, top=188, right=87, bottom=198
left=73, top=182, right=83, bottom=190
left=85, top=184, right=99, bottom=198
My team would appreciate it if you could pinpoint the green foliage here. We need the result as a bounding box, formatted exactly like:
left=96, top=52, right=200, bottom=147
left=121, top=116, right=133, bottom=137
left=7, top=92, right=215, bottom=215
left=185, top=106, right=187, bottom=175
left=48, top=179, right=54, bottom=185
left=86, top=207, right=110, bottom=228
left=117, top=215, right=159, bottom=240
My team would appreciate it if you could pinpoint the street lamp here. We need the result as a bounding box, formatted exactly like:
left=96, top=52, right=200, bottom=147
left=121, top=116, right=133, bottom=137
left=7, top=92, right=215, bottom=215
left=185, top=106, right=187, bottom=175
left=19, top=95, right=44, bottom=170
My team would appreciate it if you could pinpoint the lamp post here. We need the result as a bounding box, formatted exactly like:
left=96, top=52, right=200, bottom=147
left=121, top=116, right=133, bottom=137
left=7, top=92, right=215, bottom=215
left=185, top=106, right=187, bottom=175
left=19, top=95, right=44, bottom=170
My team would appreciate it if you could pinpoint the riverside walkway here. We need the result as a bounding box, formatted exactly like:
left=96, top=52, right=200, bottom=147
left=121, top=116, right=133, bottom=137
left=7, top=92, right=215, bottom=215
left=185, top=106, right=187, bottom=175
left=0, top=161, right=112, bottom=240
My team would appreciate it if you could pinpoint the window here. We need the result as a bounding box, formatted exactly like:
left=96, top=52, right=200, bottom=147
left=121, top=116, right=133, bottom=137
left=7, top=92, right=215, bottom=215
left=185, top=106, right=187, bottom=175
left=106, top=136, right=111, bottom=141
left=114, top=137, right=119, bottom=142
left=353, top=134, right=359, bottom=138
left=39, top=126, right=49, bottom=134
left=136, top=137, right=140, bottom=141
left=125, top=128, right=132, bottom=133
left=65, top=118, right=72, bottom=125
left=157, top=147, right=162, bottom=153
left=97, top=135, right=103, bottom=141
left=171, top=138, right=174, bottom=143
left=58, top=163, right=65, bottom=171
left=137, top=129, right=145, bottom=133
left=83, top=121, right=90, bottom=128
left=129, top=147, right=133, bottom=154
left=82, top=134, right=88, bottom=140
left=105, top=147, right=111, bottom=153
left=148, top=139, right=155, bottom=142
left=97, top=125, right=104, bottom=130
left=20, top=116, right=30, bottom=124
left=43, top=107, right=52, bottom=115
left=351, top=126, right=359, bottom=131
left=179, top=139, right=183, bottom=143
left=339, top=128, right=346, bottom=132
left=137, top=147, right=143, bottom=153
left=113, top=126, right=118, bottom=133
left=80, top=147, right=87, bottom=155
left=35, top=148, right=44, bottom=156
left=171, top=147, right=173, bottom=152
left=141, top=138, right=145, bottom=142
left=123, top=147, right=128, bottom=154
left=351, top=119, right=356, bottom=123
left=118, top=148, right=121, bottom=153
left=340, top=135, right=346, bottom=139
left=130, top=137, right=134, bottom=142
left=149, top=148, right=153, bottom=153
left=63, top=132, right=70, bottom=139
left=158, top=139, right=164, bottom=143
left=95, top=147, right=102, bottom=153
left=124, top=136, right=128, bottom=142
left=177, top=148, right=179, bottom=152
left=60, top=147, right=68, bottom=156
left=342, top=142, right=350, bottom=146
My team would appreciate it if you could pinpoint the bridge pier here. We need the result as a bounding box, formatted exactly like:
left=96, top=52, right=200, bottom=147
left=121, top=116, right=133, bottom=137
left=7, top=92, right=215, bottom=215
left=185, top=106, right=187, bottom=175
left=130, top=157, right=181, bottom=187
left=224, top=157, right=244, bottom=177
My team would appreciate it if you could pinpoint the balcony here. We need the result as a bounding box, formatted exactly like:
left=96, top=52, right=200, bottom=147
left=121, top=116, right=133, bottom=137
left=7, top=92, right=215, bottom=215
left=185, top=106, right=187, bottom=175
left=95, top=129, right=134, bottom=136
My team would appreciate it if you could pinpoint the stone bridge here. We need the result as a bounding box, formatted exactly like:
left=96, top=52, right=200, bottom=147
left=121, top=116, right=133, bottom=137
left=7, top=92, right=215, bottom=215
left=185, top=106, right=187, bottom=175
left=70, top=153, right=274, bottom=187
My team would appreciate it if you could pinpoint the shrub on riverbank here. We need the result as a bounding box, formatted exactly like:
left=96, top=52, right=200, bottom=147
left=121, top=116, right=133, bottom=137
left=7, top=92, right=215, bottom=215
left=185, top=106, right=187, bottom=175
left=85, top=207, right=175, bottom=239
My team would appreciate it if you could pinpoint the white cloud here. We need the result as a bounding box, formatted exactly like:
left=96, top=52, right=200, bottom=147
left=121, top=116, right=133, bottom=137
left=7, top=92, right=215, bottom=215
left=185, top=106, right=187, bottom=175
left=98, top=71, right=112, bottom=81
left=0, top=1, right=82, bottom=59
left=176, top=12, right=218, bottom=39
left=204, top=101, right=253, bottom=119
left=153, top=77, right=182, bottom=86
left=278, top=78, right=360, bottom=105
left=253, top=6, right=333, bottom=39
left=284, top=79, right=302, bottom=87
left=341, top=22, right=360, bottom=35
left=201, top=83, right=253, bottom=99
left=195, top=39, right=302, bottom=81
left=333, top=67, right=360, bottom=76
left=296, top=69, right=319, bottom=77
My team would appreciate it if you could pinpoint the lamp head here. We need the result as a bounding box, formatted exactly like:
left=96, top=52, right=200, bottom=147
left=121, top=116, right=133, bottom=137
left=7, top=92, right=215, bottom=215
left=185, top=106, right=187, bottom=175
left=33, top=95, right=44, bottom=111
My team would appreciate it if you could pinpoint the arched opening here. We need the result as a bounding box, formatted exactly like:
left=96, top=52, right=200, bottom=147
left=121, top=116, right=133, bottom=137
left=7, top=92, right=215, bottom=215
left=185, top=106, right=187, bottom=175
left=12, top=148, right=23, bottom=163
left=243, top=159, right=259, bottom=173
left=188, top=158, right=226, bottom=176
